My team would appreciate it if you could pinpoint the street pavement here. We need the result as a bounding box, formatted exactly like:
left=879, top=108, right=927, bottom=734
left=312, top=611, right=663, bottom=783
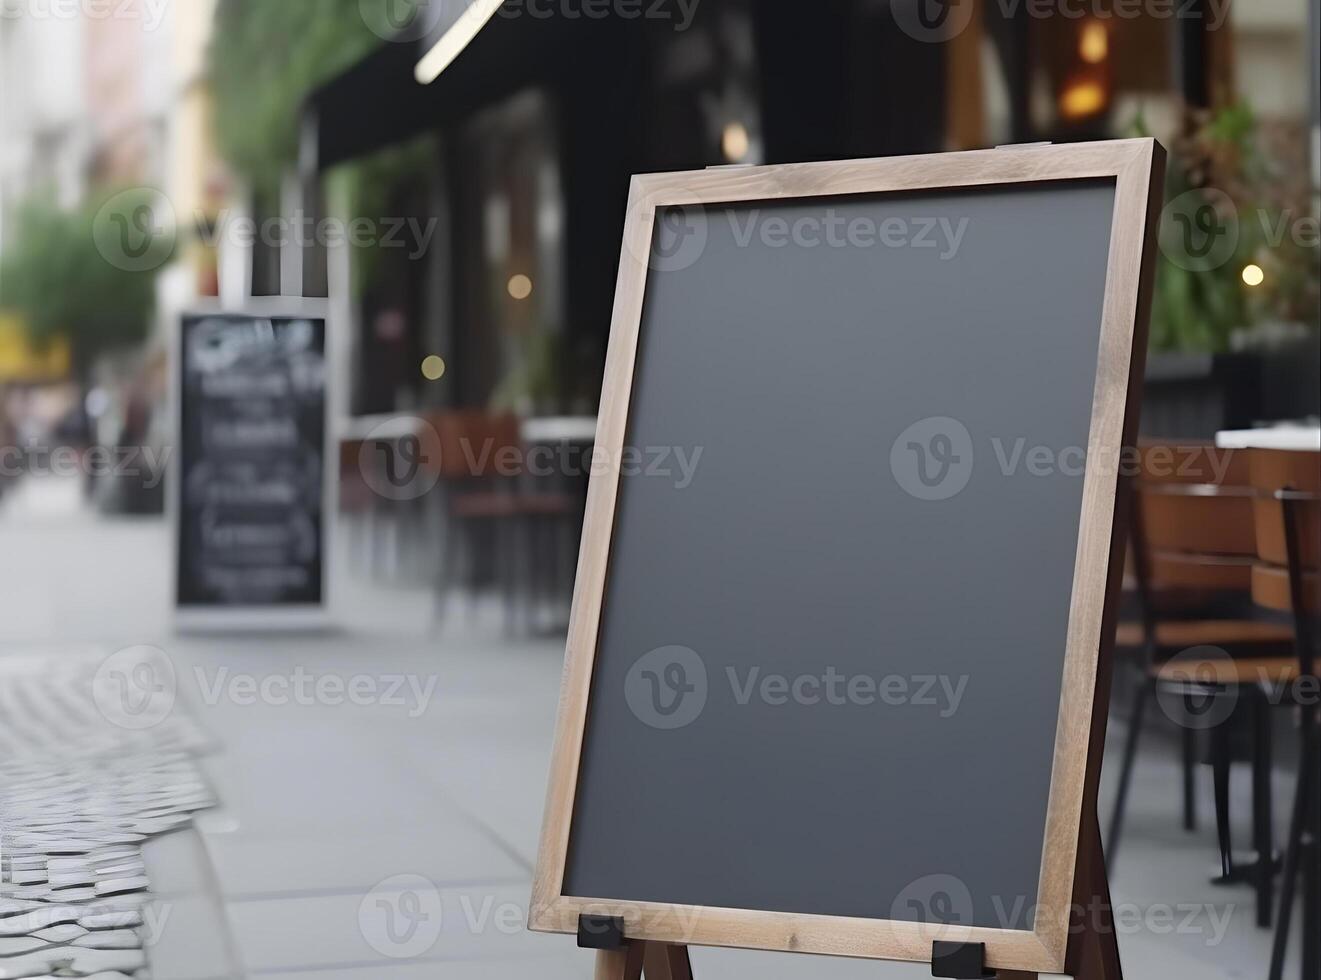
left=0, top=474, right=1298, bottom=979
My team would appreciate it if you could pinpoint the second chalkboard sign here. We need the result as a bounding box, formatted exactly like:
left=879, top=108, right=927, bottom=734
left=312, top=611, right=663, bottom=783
left=173, top=304, right=331, bottom=631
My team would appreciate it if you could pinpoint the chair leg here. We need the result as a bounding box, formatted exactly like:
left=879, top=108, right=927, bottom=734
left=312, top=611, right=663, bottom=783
left=558, top=513, right=576, bottom=615
left=405, top=494, right=429, bottom=583
left=1106, top=675, right=1150, bottom=865
left=507, top=515, right=526, bottom=636
left=499, top=518, right=518, bottom=637
left=466, top=523, right=485, bottom=624
left=521, top=515, right=537, bottom=635
left=1251, top=692, right=1274, bottom=928
left=1269, top=731, right=1316, bottom=980
left=535, top=517, right=553, bottom=627
left=382, top=502, right=400, bottom=583
left=1302, top=729, right=1320, bottom=980
left=1211, top=716, right=1235, bottom=881
left=1305, top=836, right=1319, bottom=980
left=516, top=515, right=532, bottom=635
left=435, top=499, right=457, bottom=620
left=1182, top=722, right=1199, bottom=831
left=368, top=500, right=385, bottom=580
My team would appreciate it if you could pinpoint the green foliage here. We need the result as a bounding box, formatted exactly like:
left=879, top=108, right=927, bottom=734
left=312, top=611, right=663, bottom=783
left=1148, top=162, right=1253, bottom=352
left=209, top=0, right=428, bottom=186
left=0, top=190, right=168, bottom=371
left=324, top=133, right=438, bottom=299
left=490, top=330, right=565, bottom=413
left=1136, top=104, right=1320, bottom=353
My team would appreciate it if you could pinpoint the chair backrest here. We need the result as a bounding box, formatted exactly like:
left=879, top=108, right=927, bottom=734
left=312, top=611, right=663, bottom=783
left=1131, top=441, right=1256, bottom=596
left=338, top=439, right=374, bottom=512
left=1248, top=448, right=1320, bottom=617
left=427, top=411, right=523, bottom=481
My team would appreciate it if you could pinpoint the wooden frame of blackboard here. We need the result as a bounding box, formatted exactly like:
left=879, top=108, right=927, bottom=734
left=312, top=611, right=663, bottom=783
left=530, top=139, right=1164, bottom=974
left=170, top=298, right=336, bottom=632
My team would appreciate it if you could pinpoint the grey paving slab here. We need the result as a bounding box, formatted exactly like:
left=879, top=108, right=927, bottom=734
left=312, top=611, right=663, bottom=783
left=259, top=951, right=592, bottom=980
left=225, top=882, right=543, bottom=973
left=141, top=830, right=217, bottom=899
left=396, top=719, right=555, bottom=871
left=185, top=721, right=460, bottom=837
left=202, top=822, right=526, bottom=899
left=141, top=895, right=239, bottom=980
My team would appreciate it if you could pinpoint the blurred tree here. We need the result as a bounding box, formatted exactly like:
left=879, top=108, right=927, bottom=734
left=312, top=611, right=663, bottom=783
left=0, top=190, right=171, bottom=388
left=209, top=0, right=427, bottom=186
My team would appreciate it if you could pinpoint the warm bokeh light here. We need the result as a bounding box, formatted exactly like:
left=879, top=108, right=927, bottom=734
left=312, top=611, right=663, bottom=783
left=721, top=121, right=750, bottom=162
left=1059, top=80, right=1107, bottom=119
left=1079, top=22, right=1108, bottom=64
left=421, top=355, right=447, bottom=380
left=1241, top=263, right=1265, bottom=287
left=507, top=273, right=533, bottom=300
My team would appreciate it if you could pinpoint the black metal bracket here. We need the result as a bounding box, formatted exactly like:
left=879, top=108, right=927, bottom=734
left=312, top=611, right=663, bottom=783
left=577, top=914, right=628, bottom=950
left=931, top=941, right=995, bottom=979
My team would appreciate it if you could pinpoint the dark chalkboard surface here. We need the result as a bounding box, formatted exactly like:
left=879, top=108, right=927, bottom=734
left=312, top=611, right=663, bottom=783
left=176, top=312, right=327, bottom=612
left=532, top=142, right=1163, bottom=972
left=563, top=181, right=1115, bottom=928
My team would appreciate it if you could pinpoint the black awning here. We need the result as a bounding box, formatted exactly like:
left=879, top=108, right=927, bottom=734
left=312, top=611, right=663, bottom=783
left=305, top=3, right=590, bottom=170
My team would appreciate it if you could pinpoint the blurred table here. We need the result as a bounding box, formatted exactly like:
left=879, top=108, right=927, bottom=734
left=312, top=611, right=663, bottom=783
left=339, top=414, right=597, bottom=444
left=520, top=415, right=597, bottom=444
left=340, top=413, right=428, bottom=441
left=1215, top=425, right=1321, bottom=451
left=1216, top=425, right=1321, bottom=451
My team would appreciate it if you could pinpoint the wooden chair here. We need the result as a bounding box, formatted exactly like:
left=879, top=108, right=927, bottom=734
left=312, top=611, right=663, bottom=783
left=1107, top=442, right=1294, bottom=923
left=427, top=411, right=577, bottom=633
left=1250, top=449, right=1320, bottom=980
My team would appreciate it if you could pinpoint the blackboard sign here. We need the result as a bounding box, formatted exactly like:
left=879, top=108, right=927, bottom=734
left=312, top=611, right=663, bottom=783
left=532, top=141, right=1163, bottom=974
left=174, top=310, right=329, bottom=626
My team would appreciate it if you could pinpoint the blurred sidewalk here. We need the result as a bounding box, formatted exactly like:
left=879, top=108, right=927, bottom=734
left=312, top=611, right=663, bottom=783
left=0, top=472, right=1297, bottom=979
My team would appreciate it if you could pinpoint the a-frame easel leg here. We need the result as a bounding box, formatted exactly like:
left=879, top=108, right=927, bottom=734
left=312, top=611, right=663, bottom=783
left=643, top=942, right=694, bottom=979
left=1067, top=808, right=1123, bottom=980
left=594, top=943, right=644, bottom=980
left=594, top=942, right=692, bottom=980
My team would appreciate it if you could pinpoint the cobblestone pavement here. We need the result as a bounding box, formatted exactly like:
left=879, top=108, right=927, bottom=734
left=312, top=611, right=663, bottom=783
left=0, top=650, right=214, bottom=979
